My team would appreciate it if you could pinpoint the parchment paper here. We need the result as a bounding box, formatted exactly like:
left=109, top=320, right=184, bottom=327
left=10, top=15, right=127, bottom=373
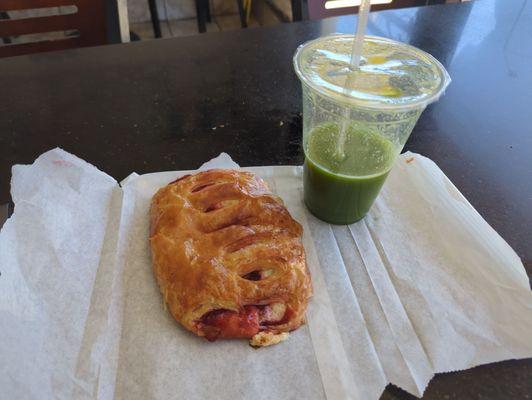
left=1, top=148, right=531, bottom=399
left=0, top=150, right=120, bottom=399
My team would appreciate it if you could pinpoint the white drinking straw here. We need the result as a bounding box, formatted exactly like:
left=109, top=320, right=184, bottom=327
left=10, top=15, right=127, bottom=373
left=336, top=0, right=372, bottom=159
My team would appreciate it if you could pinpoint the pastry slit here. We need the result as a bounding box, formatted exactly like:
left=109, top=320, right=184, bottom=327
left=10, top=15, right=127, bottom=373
left=204, top=199, right=239, bottom=213
left=169, top=174, right=191, bottom=185
left=191, top=182, right=216, bottom=193
left=204, top=203, right=223, bottom=212
left=205, top=216, right=251, bottom=233
left=225, top=232, right=265, bottom=253
left=241, top=269, right=274, bottom=281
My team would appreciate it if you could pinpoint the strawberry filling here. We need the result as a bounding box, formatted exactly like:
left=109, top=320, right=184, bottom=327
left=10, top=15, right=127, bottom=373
left=199, top=304, right=289, bottom=341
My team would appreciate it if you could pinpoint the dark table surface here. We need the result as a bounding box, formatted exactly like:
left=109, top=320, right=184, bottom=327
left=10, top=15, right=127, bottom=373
left=1, top=0, right=531, bottom=398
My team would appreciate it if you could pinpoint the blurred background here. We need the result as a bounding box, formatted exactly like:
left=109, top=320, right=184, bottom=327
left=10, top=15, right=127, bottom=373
left=0, top=0, right=468, bottom=58
left=128, top=0, right=464, bottom=39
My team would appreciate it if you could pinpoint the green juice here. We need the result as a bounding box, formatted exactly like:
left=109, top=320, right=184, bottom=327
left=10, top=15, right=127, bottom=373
left=304, top=123, right=396, bottom=224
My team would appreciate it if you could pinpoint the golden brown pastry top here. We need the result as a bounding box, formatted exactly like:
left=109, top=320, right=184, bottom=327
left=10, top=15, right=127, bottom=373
left=149, top=169, right=312, bottom=345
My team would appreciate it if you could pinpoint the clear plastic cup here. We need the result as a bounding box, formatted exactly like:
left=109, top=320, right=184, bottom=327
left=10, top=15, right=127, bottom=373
left=293, top=34, right=451, bottom=224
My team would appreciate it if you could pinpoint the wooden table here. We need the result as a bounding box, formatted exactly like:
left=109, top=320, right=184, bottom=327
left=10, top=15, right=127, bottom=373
left=0, top=0, right=531, bottom=398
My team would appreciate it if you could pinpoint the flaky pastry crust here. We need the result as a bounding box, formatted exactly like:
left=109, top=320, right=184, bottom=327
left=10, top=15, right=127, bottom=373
left=150, top=169, right=312, bottom=345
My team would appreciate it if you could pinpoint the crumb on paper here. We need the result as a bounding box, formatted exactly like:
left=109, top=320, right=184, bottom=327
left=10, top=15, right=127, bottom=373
left=250, top=331, right=289, bottom=348
left=406, top=157, right=415, bottom=164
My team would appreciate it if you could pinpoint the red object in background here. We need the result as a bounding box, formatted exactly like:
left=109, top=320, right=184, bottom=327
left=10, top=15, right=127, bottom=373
left=0, top=0, right=108, bottom=58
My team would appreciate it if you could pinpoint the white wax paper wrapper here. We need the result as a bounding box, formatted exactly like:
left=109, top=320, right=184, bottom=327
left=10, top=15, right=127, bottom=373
left=1, top=148, right=532, bottom=400
left=0, top=149, right=121, bottom=399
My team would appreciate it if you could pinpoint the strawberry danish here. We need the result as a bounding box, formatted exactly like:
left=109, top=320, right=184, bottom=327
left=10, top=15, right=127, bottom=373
left=150, top=169, right=312, bottom=347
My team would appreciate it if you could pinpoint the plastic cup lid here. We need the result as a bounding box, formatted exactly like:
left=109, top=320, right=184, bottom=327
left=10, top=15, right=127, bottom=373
left=293, top=34, right=451, bottom=110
